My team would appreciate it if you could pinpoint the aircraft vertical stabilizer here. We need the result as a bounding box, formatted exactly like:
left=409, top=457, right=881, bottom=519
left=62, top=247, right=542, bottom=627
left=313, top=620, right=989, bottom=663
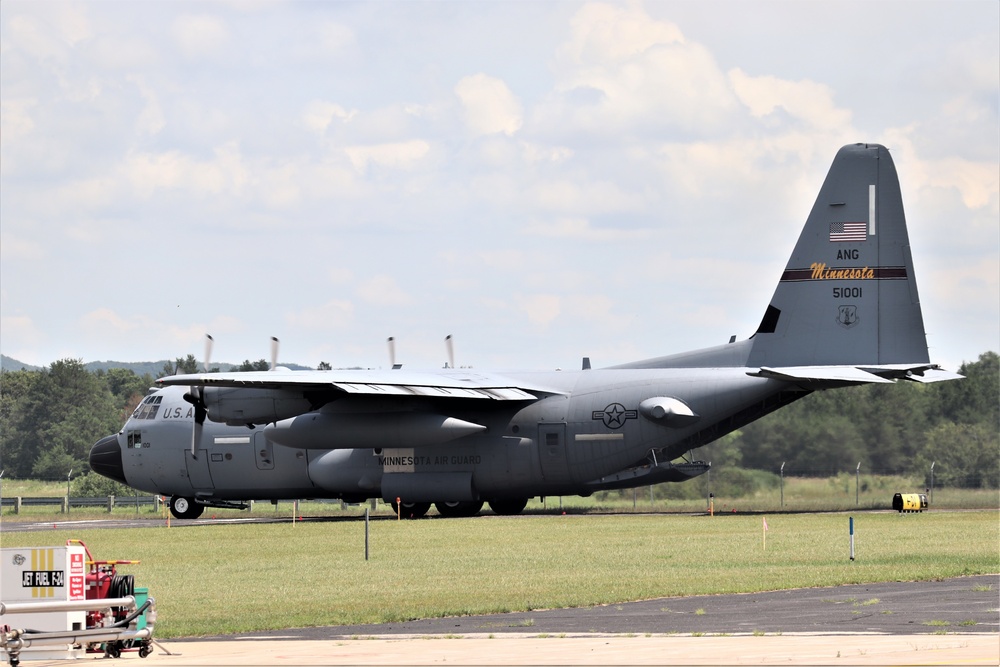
left=747, top=143, right=931, bottom=369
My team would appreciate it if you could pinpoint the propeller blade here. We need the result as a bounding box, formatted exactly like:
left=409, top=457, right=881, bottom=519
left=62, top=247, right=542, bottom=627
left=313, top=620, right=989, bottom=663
left=183, top=386, right=208, bottom=457
left=203, top=334, right=214, bottom=372
left=191, top=418, right=202, bottom=457
left=270, top=336, right=279, bottom=371
left=445, top=334, right=455, bottom=370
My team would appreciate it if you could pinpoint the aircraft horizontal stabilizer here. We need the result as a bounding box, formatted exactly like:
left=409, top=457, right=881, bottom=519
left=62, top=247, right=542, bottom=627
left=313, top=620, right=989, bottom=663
left=751, top=366, right=896, bottom=384
left=750, top=363, right=963, bottom=386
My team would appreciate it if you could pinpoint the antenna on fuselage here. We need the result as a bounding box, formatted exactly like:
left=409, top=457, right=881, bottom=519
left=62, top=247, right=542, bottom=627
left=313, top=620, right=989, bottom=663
left=445, top=334, right=455, bottom=369
left=269, top=337, right=279, bottom=371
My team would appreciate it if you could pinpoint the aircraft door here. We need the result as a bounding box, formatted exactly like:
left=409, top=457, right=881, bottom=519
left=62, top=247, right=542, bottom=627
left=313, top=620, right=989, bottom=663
left=537, top=423, right=571, bottom=483
left=253, top=431, right=275, bottom=470
left=184, top=450, right=215, bottom=490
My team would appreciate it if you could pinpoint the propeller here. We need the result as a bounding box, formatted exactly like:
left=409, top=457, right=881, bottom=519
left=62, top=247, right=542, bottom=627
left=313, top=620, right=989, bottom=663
left=445, top=334, right=455, bottom=370
left=204, top=334, right=214, bottom=371
left=270, top=336, right=279, bottom=371
left=388, top=337, right=401, bottom=369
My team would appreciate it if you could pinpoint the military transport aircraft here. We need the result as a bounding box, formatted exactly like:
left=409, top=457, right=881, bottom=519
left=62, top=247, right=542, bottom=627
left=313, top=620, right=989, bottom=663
left=90, top=143, right=961, bottom=519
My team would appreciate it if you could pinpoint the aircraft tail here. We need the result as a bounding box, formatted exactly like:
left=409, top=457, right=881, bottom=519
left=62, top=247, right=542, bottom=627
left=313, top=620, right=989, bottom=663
left=746, top=143, right=934, bottom=371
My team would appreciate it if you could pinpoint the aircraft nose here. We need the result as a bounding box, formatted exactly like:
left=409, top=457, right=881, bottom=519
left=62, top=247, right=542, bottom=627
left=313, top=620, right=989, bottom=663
left=89, top=434, right=127, bottom=485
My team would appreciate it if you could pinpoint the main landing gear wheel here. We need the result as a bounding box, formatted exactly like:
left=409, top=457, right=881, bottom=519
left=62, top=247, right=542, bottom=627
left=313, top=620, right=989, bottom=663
left=488, top=498, right=528, bottom=515
left=169, top=495, right=204, bottom=520
left=434, top=501, right=484, bottom=518
left=390, top=500, right=431, bottom=519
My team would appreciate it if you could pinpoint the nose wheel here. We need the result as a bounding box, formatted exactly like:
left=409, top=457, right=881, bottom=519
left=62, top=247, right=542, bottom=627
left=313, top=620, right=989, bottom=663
left=169, top=496, right=204, bottom=520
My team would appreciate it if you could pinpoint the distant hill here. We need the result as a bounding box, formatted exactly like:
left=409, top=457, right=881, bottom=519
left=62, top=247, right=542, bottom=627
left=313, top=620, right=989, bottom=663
left=1, top=355, right=43, bottom=372
left=1, top=355, right=314, bottom=375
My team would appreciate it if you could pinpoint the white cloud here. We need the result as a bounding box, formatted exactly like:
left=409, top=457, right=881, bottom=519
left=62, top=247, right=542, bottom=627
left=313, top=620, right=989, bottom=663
left=0, top=98, right=37, bottom=140
left=172, top=14, right=231, bottom=59
left=527, top=178, right=645, bottom=215
left=286, top=300, right=355, bottom=331
left=128, top=75, right=166, bottom=136
left=558, top=2, right=684, bottom=64
left=0, top=314, right=43, bottom=353
left=317, top=21, right=357, bottom=55
left=455, top=73, right=523, bottom=137
left=540, top=3, right=736, bottom=135
left=0, top=234, right=47, bottom=262
left=123, top=142, right=249, bottom=197
left=344, top=140, right=431, bottom=172
left=518, top=294, right=561, bottom=328
left=302, top=101, right=358, bottom=135
left=524, top=217, right=651, bottom=242
left=357, top=275, right=411, bottom=307
left=5, top=14, right=70, bottom=61
left=729, top=68, right=853, bottom=130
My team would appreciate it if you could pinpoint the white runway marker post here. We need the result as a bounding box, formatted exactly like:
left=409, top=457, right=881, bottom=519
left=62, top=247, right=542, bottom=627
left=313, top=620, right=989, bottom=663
left=849, top=516, right=855, bottom=561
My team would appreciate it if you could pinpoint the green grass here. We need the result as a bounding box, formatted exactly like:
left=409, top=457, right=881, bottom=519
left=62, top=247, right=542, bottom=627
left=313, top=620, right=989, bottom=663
left=3, top=479, right=997, bottom=523
left=2, top=511, right=997, bottom=638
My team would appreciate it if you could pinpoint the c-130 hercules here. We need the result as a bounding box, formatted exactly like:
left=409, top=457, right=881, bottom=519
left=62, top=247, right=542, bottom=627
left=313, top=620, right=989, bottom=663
left=90, top=143, right=961, bottom=519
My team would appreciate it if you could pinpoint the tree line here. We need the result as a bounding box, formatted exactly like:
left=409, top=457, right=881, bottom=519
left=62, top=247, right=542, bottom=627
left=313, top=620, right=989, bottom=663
left=1, top=351, right=996, bottom=490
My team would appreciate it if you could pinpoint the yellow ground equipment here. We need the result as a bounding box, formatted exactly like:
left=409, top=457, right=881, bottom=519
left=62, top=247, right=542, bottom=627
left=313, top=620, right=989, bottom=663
left=892, top=492, right=928, bottom=513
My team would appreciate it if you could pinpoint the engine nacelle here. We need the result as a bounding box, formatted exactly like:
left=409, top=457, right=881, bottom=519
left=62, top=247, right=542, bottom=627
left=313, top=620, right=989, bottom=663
left=264, top=411, right=486, bottom=449
left=203, top=387, right=314, bottom=426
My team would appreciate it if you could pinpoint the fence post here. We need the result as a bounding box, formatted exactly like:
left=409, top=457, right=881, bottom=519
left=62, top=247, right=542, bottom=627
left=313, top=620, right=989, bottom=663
left=780, top=462, right=785, bottom=508
left=15, top=497, right=22, bottom=514
left=930, top=461, right=935, bottom=504
left=855, top=462, right=861, bottom=506
left=61, top=497, right=68, bottom=513
left=107, top=495, right=115, bottom=513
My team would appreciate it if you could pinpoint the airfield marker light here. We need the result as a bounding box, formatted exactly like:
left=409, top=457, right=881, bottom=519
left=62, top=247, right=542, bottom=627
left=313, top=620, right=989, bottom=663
left=396, top=497, right=401, bottom=521
left=708, top=493, right=714, bottom=517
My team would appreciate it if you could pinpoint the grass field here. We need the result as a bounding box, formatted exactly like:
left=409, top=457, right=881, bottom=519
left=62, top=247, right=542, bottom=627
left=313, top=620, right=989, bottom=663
left=2, top=511, right=997, bottom=638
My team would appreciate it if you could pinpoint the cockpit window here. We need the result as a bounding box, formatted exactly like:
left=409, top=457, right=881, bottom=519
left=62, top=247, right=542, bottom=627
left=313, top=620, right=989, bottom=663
left=131, top=394, right=163, bottom=420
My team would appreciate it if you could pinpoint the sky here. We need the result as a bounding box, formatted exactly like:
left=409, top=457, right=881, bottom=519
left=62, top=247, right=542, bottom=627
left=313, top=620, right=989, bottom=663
left=2, top=0, right=997, bottom=373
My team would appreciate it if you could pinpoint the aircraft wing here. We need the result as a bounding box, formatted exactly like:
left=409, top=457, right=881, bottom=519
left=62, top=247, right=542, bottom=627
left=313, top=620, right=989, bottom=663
left=750, top=364, right=963, bottom=386
left=156, top=369, right=552, bottom=401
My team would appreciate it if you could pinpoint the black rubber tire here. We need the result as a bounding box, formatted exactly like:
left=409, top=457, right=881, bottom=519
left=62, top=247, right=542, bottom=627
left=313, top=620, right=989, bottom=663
left=169, top=496, right=204, bottom=520
left=434, top=500, right=484, bottom=518
left=488, top=498, right=528, bottom=515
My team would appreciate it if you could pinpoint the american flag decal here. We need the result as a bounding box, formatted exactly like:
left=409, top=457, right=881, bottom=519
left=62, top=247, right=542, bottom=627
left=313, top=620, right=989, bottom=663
left=829, top=221, right=867, bottom=242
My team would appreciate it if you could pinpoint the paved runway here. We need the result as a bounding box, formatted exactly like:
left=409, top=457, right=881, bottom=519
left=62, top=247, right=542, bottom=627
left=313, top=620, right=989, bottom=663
left=198, top=574, right=998, bottom=638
